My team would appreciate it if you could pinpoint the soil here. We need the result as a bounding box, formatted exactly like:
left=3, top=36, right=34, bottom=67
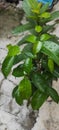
left=0, top=4, right=24, bottom=38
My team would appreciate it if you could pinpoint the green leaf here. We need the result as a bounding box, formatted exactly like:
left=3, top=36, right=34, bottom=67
left=40, top=12, right=51, bottom=18
left=12, top=64, right=24, bottom=77
left=13, top=54, right=26, bottom=65
left=35, top=25, right=42, bottom=33
left=23, top=0, right=32, bottom=16
left=42, top=24, right=55, bottom=33
left=31, top=3, right=42, bottom=14
left=7, top=44, right=12, bottom=50
left=24, top=52, right=34, bottom=58
left=40, top=3, right=49, bottom=14
left=33, top=41, right=42, bottom=54
left=18, top=77, right=32, bottom=99
left=48, top=58, right=54, bottom=73
left=14, top=44, right=32, bottom=65
left=53, top=70, right=59, bottom=78
left=47, top=87, right=59, bottom=103
left=26, top=34, right=37, bottom=43
left=15, top=89, right=23, bottom=105
left=53, top=65, right=59, bottom=77
left=22, top=43, right=32, bottom=53
left=50, top=11, right=59, bottom=21
left=13, top=77, right=32, bottom=105
left=12, top=23, right=33, bottom=34
left=17, top=35, right=32, bottom=46
left=31, top=73, right=48, bottom=93
left=24, top=58, right=33, bottom=73
left=42, top=41, right=59, bottom=66
left=7, top=45, right=20, bottom=56
left=40, top=34, right=51, bottom=41
left=31, top=90, right=48, bottom=110
left=12, top=86, right=18, bottom=98
left=2, top=56, right=15, bottom=77
left=29, top=0, right=40, bottom=10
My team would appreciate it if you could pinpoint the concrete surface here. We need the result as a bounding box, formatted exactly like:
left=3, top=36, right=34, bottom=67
left=0, top=1, right=59, bottom=130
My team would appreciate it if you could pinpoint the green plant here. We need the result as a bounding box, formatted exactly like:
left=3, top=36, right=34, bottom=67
left=2, top=0, right=59, bottom=110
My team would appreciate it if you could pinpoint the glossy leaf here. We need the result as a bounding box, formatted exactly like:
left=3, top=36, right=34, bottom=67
left=18, top=77, right=32, bottom=99
left=24, top=58, right=33, bottom=73
left=47, top=87, right=59, bottom=103
left=15, top=89, right=23, bottom=105
left=33, top=41, right=42, bottom=54
left=24, top=52, right=34, bottom=59
left=12, top=86, right=18, bottom=98
left=2, top=56, right=15, bottom=77
left=12, top=64, right=24, bottom=77
left=42, top=41, right=59, bottom=66
left=13, top=53, right=27, bottom=65
left=31, top=73, right=48, bottom=93
left=31, top=90, right=48, bottom=110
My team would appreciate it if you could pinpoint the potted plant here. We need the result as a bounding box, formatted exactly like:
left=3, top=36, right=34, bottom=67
left=2, top=0, right=59, bottom=110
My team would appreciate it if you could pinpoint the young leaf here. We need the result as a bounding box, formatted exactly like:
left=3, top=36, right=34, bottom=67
left=40, top=33, right=51, bottom=41
left=2, top=56, right=15, bottom=77
left=26, top=34, right=37, bottom=43
left=40, top=3, right=49, bottom=14
left=14, top=44, right=32, bottom=65
left=31, top=90, right=48, bottom=110
left=33, top=41, right=42, bottom=54
left=18, top=77, right=32, bottom=99
left=40, top=12, right=51, bottom=18
left=7, top=45, right=20, bottom=56
left=31, top=3, right=42, bottom=14
left=29, top=0, right=40, bottom=10
left=12, top=64, right=24, bottom=77
left=48, top=58, right=54, bottom=73
left=18, top=35, right=34, bottom=46
left=35, top=25, right=42, bottom=33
